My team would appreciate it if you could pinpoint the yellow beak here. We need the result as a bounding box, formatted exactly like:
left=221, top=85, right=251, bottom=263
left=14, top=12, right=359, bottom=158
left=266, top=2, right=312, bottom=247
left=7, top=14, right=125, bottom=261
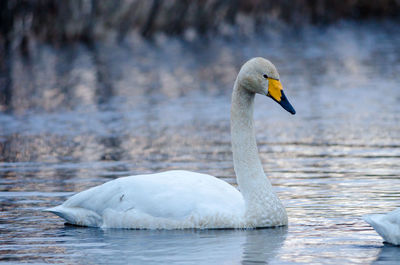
left=267, top=78, right=283, bottom=102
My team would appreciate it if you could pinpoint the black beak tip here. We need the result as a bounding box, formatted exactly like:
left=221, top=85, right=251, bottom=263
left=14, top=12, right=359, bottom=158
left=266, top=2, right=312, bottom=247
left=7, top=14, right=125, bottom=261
left=279, top=91, right=296, bottom=115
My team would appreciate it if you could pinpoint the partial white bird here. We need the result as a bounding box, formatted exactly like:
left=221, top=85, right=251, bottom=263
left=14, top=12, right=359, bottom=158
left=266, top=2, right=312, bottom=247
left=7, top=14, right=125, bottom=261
left=363, top=208, right=400, bottom=245
left=45, top=57, right=296, bottom=229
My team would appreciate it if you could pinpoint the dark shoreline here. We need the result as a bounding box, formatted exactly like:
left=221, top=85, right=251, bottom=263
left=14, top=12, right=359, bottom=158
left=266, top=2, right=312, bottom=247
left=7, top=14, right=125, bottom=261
left=1, top=0, right=400, bottom=44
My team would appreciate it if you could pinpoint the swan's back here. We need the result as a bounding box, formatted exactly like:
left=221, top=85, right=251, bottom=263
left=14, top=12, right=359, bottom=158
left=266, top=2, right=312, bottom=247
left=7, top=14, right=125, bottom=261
left=46, top=170, right=245, bottom=229
left=363, top=208, right=400, bottom=245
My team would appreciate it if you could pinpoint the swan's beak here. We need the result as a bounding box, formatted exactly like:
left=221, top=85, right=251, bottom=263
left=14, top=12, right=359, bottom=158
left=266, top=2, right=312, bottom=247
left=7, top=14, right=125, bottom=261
left=267, top=79, right=296, bottom=115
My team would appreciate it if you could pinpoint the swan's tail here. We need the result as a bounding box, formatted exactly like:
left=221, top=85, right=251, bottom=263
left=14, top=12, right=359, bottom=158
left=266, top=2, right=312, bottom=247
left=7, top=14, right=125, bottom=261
left=44, top=205, right=102, bottom=227
left=363, top=214, right=379, bottom=227
left=363, top=213, right=386, bottom=236
left=363, top=214, right=400, bottom=245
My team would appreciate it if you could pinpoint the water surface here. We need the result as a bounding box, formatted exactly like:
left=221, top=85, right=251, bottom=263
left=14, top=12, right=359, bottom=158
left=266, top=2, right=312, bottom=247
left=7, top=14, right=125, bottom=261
left=1, top=21, right=400, bottom=264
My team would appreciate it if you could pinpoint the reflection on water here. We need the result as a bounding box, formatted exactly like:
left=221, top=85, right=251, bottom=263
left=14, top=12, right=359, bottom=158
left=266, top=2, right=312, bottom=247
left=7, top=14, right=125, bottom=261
left=1, top=21, right=400, bottom=264
left=39, top=227, right=287, bottom=264
left=372, top=244, right=400, bottom=265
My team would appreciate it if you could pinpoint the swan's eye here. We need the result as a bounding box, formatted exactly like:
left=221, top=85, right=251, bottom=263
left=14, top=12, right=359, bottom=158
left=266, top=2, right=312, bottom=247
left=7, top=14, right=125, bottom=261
left=263, top=74, right=268, bottom=79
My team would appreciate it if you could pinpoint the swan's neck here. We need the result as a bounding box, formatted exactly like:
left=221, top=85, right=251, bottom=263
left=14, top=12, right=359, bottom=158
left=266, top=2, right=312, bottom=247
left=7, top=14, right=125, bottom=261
left=231, top=82, right=266, bottom=191
left=231, top=80, right=287, bottom=227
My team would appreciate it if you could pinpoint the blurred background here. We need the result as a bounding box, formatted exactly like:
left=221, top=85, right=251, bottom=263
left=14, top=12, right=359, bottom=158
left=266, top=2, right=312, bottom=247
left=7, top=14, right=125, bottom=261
left=1, top=1, right=400, bottom=264
left=1, top=0, right=400, bottom=112
left=2, top=0, right=400, bottom=43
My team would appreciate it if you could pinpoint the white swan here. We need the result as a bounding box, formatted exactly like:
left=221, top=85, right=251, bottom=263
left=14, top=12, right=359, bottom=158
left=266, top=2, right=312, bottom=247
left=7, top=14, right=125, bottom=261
left=46, top=57, right=296, bottom=229
left=363, top=209, right=400, bottom=245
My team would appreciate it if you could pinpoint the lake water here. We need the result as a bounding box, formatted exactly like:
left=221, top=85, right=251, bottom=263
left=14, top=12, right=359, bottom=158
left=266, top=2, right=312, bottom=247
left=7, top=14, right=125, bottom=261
left=1, top=21, right=400, bottom=264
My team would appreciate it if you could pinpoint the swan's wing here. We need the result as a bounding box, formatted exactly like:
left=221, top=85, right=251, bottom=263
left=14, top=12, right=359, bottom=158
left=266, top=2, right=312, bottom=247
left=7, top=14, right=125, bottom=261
left=46, top=170, right=244, bottom=228
left=363, top=208, right=400, bottom=245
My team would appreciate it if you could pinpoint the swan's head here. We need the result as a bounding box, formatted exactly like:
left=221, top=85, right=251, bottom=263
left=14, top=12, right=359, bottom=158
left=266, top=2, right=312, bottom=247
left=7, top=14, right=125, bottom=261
left=237, top=57, right=296, bottom=115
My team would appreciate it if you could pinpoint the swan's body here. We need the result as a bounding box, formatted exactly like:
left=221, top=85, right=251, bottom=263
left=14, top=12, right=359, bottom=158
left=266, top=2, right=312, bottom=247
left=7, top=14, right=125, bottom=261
left=46, top=57, right=296, bottom=229
left=363, top=209, right=400, bottom=245
left=48, top=171, right=245, bottom=228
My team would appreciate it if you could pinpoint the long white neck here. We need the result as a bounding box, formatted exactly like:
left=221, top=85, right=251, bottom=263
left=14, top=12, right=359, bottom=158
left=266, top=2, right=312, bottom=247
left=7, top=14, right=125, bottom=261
left=231, top=80, right=288, bottom=227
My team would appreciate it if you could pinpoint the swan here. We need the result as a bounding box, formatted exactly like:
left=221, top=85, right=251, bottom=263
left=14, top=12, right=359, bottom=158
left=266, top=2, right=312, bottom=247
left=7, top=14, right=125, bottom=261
left=363, top=208, right=400, bottom=245
left=45, top=57, right=296, bottom=229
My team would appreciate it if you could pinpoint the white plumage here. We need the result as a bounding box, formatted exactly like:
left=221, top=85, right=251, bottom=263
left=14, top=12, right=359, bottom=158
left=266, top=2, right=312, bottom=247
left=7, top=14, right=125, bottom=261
left=363, top=208, right=400, bottom=246
left=47, top=171, right=245, bottom=229
left=46, top=57, right=295, bottom=229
